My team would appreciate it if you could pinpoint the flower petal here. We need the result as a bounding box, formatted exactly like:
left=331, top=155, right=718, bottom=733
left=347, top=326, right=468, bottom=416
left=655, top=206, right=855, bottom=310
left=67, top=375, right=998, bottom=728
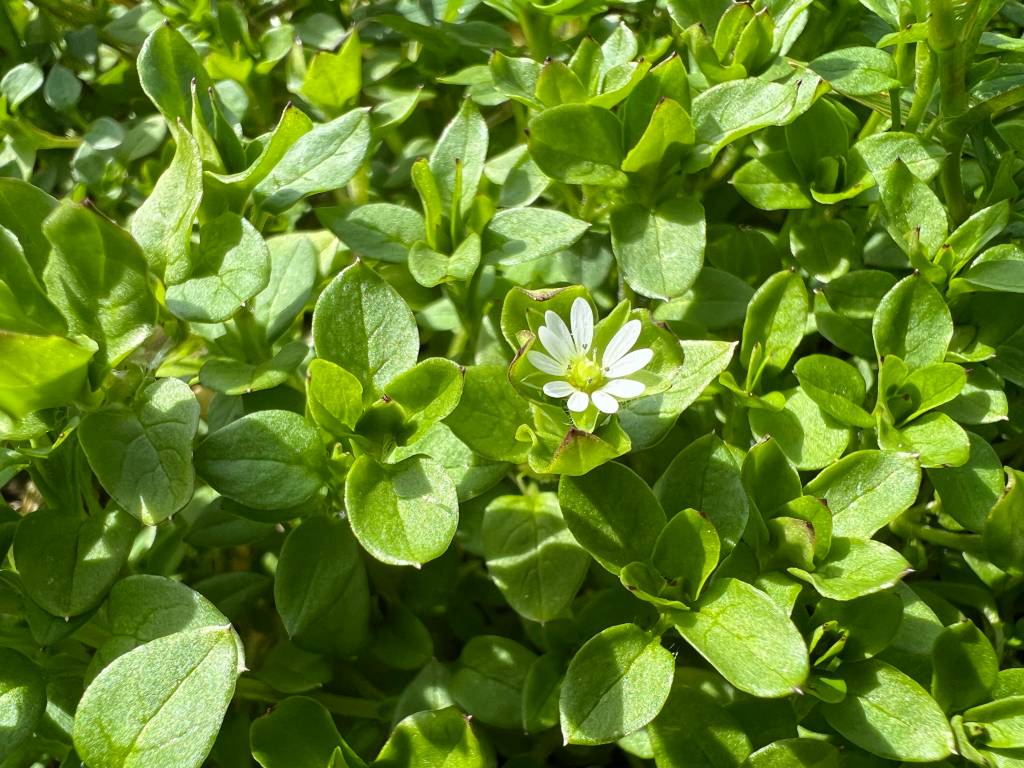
left=528, top=351, right=566, bottom=375
left=543, top=380, right=575, bottom=398
left=591, top=390, right=619, bottom=414
left=602, top=319, right=641, bottom=367
left=540, top=311, right=575, bottom=364
left=570, top=297, right=594, bottom=353
left=605, top=348, right=653, bottom=378
left=600, top=378, right=645, bottom=399
left=567, top=390, right=590, bottom=412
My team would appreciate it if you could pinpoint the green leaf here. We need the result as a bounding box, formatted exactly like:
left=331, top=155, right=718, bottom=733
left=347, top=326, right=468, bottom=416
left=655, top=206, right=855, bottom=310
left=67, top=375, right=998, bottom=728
left=0, top=331, right=93, bottom=419
left=73, top=626, right=242, bottom=768
left=932, top=621, right=998, bottom=713
left=927, top=432, right=1003, bottom=531
left=742, top=739, right=839, bottom=768
left=483, top=207, right=590, bottom=267
left=301, top=32, right=361, bottom=116
left=789, top=538, right=910, bottom=601
left=130, top=126, right=202, bottom=276
left=80, top=378, right=200, bottom=525
left=652, top=508, right=720, bottom=601
left=451, top=635, right=536, bottom=729
left=984, top=469, right=1024, bottom=574
left=251, top=234, right=318, bottom=341
left=793, top=355, right=873, bottom=428
left=950, top=243, right=1024, bottom=295
left=673, top=578, right=809, bottom=697
left=610, top=197, right=705, bottom=301
left=808, top=47, right=900, bottom=96
left=165, top=213, right=270, bottom=323
left=880, top=412, right=970, bottom=468
left=137, top=25, right=210, bottom=124
left=312, top=261, right=419, bottom=398
left=274, top=516, right=369, bottom=657
left=251, top=696, right=357, bottom=768
left=558, top=462, right=666, bottom=573
left=199, top=341, right=308, bottom=396
left=430, top=99, right=488, bottom=215
left=319, top=204, right=425, bottom=264
left=42, top=200, right=157, bottom=376
left=210, top=104, right=313, bottom=192
left=804, top=450, right=921, bottom=538
left=527, top=104, right=628, bottom=187
left=654, top=433, right=748, bottom=552
left=375, top=707, right=495, bottom=767
left=14, top=506, right=139, bottom=617
left=0, top=647, right=45, bottom=755
left=390, top=424, right=506, bottom=502
left=253, top=108, right=371, bottom=214
left=482, top=492, right=589, bottom=622
left=732, top=153, right=812, bottom=211
left=1, top=62, right=43, bottom=109
left=876, top=161, right=949, bottom=261
left=560, top=623, right=675, bottom=745
left=748, top=388, right=851, bottom=471
left=86, top=576, right=236, bottom=679
left=822, top=659, right=955, bottom=761
left=621, top=98, right=694, bottom=175
left=345, top=454, right=458, bottom=566
left=445, top=365, right=531, bottom=463
left=741, top=270, right=808, bottom=387
left=648, top=678, right=752, bottom=768
left=687, top=76, right=821, bottom=171
left=307, top=358, right=363, bottom=438
left=195, top=410, right=325, bottom=510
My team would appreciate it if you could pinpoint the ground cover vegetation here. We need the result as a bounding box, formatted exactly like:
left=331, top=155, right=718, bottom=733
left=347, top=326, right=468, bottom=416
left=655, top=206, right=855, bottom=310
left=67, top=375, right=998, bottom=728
left=2, top=0, right=1024, bottom=766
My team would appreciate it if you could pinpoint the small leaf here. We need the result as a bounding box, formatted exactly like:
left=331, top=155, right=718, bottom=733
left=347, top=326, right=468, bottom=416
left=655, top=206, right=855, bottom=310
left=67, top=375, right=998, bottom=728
left=80, top=378, right=200, bottom=525
left=254, top=108, right=371, bottom=214
left=560, top=623, right=675, bottom=745
left=14, top=506, right=139, bottom=616
left=558, top=462, right=666, bottom=573
left=805, top=450, right=921, bottom=539
left=482, top=492, right=589, bottom=622
left=0, top=647, right=45, bottom=755
left=312, top=261, right=419, bottom=398
left=611, top=198, right=705, bottom=301
left=822, top=659, right=955, bottom=761
left=345, top=454, right=458, bottom=566
left=375, top=707, right=495, bottom=767
left=274, top=516, right=370, bottom=656
left=451, top=635, right=536, bottom=729
left=789, top=538, right=910, bottom=601
left=528, top=104, right=627, bottom=187
left=251, top=696, right=358, bottom=768
left=674, top=578, right=809, bottom=697
left=165, top=213, right=271, bottom=324
left=195, top=410, right=325, bottom=511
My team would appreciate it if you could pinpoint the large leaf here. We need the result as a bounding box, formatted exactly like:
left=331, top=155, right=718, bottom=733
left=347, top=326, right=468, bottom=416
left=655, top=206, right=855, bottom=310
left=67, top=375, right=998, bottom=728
left=674, top=578, right=809, bottom=697
left=73, top=626, right=242, bottom=768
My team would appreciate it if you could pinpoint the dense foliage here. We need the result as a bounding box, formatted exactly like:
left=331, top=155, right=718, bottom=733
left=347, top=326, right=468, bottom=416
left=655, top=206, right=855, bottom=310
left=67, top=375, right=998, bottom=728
left=3, top=0, right=1024, bottom=766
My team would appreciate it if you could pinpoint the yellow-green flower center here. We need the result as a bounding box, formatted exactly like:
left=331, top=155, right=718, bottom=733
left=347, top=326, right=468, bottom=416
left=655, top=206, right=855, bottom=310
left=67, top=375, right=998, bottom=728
left=567, top=355, right=604, bottom=392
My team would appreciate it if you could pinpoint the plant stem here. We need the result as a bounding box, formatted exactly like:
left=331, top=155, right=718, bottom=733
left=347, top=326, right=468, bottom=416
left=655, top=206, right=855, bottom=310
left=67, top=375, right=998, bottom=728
left=234, top=677, right=391, bottom=720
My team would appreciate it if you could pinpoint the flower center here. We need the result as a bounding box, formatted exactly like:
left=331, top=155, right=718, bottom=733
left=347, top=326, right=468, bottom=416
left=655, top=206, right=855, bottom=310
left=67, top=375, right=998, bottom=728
left=567, top=355, right=604, bottom=392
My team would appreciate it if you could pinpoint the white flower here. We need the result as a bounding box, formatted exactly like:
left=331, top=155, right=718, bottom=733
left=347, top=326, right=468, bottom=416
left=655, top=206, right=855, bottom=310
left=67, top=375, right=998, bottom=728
left=527, top=297, right=653, bottom=414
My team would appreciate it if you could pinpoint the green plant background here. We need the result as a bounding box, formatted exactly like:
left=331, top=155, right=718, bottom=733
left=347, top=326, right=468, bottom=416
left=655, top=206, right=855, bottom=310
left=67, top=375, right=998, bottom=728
left=2, top=0, right=1024, bottom=766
